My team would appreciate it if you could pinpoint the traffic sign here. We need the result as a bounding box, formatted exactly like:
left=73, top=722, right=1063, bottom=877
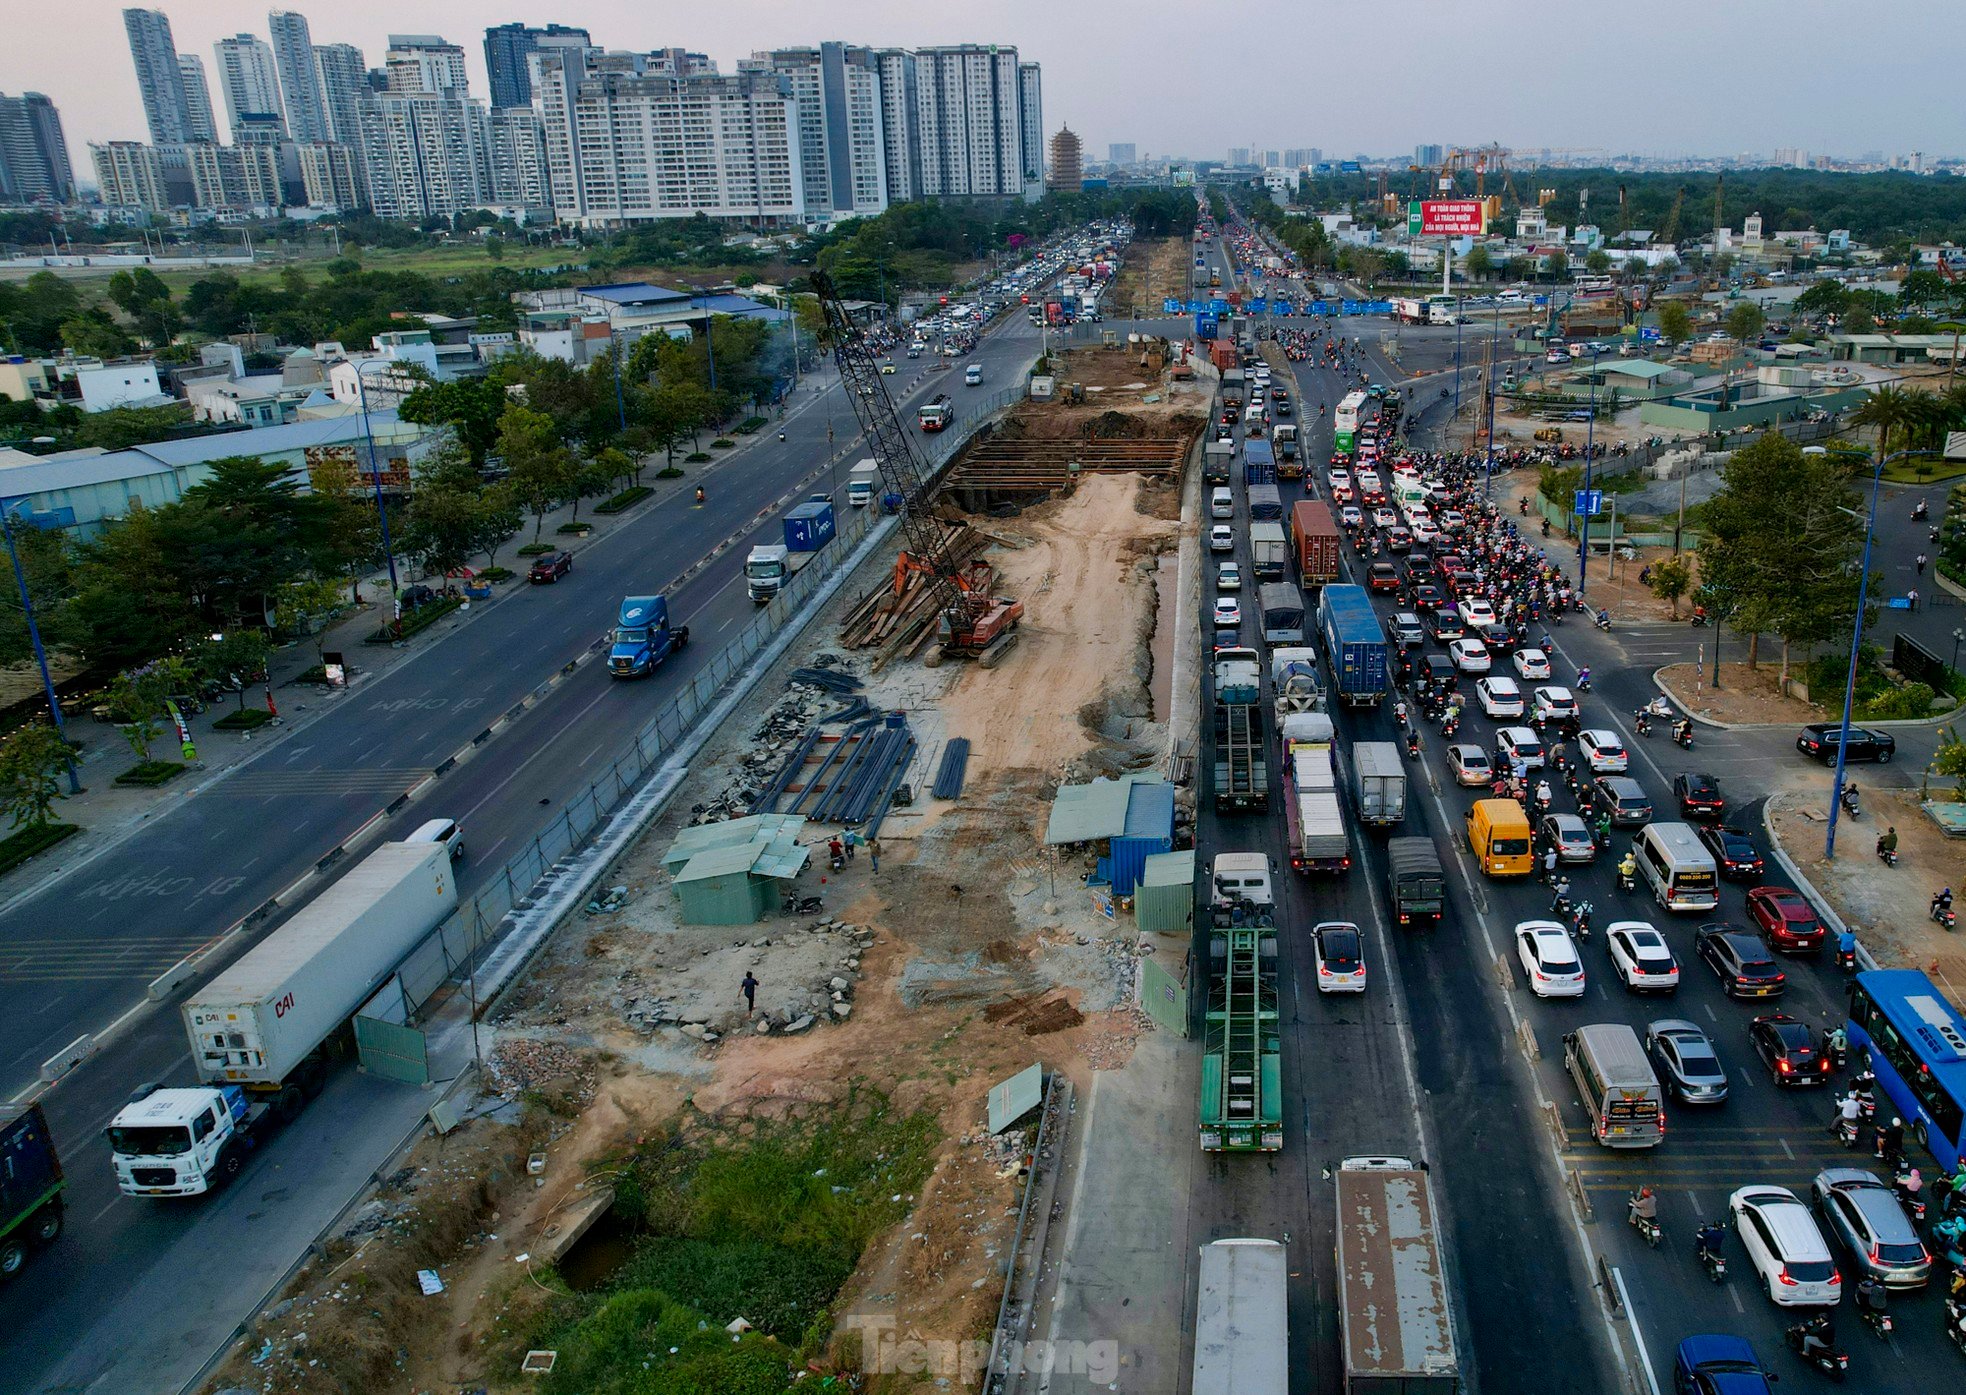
left=1574, top=489, right=1604, bottom=516
left=1162, top=297, right=1183, bottom=314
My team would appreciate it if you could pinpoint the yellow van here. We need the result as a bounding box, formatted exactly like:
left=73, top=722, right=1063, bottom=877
left=1466, top=798, right=1533, bottom=877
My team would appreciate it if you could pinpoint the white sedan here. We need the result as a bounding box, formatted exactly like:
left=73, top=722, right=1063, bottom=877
left=1516, top=921, right=1586, bottom=998
left=1372, top=506, right=1399, bottom=530
left=1578, top=729, right=1629, bottom=773
left=1459, top=597, right=1497, bottom=630
left=1513, top=648, right=1553, bottom=681
left=1449, top=637, right=1492, bottom=674
left=1606, top=922, right=1680, bottom=993
left=1213, top=596, right=1242, bottom=626
left=1476, top=676, right=1525, bottom=718
left=1339, top=504, right=1363, bottom=527
left=1532, top=686, right=1578, bottom=725
left=1209, top=525, right=1235, bottom=553
left=1313, top=921, right=1367, bottom=994
left=1328, top=468, right=1352, bottom=491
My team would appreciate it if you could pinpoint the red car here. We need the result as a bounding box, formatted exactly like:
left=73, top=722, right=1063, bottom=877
left=1746, top=887, right=1826, bottom=953
left=1366, top=561, right=1401, bottom=592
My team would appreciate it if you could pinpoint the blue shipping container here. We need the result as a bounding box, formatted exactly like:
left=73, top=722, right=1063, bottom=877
left=1318, top=584, right=1388, bottom=707
left=783, top=500, right=836, bottom=552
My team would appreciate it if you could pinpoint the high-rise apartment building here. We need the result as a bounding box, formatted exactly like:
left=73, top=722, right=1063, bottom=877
left=313, top=42, right=369, bottom=146
left=483, top=22, right=592, bottom=108
left=533, top=46, right=804, bottom=227
left=1415, top=143, right=1444, bottom=167
left=742, top=44, right=888, bottom=218
left=385, top=35, right=471, bottom=94
left=872, top=49, right=920, bottom=202
left=1048, top=126, right=1082, bottom=192
left=185, top=139, right=285, bottom=210
left=486, top=106, right=548, bottom=209
left=1108, top=143, right=1136, bottom=165
left=1284, top=147, right=1318, bottom=167
left=296, top=141, right=362, bottom=208
left=909, top=45, right=1033, bottom=198
left=178, top=55, right=219, bottom=142
left=270, top=11, right=332, bottom=144
left=214, top=34, right=285, bottom=138
left=1017, top=62, right=1044, bottom=196
left=124, top=8, right=193, bottom=145
left=1228, top=147, right=1250, bottom=166
left=91, top=139, right=179, bottom=211
left=358, top=89, right=488, bottom=219
left=0, top=92, right=76, bottom=203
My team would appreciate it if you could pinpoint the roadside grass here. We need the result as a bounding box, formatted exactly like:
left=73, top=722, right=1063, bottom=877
left=515, top=1089, right=939, bottom=1392
left=114, top=760, right=187, bottom=787
left=365, top=595, right=463, bottom=643
left=1881, top=454, right=1966, bottom=485
left=594, top=486, right=652, bottom=515
left=212, top=708, right=275, bottom=731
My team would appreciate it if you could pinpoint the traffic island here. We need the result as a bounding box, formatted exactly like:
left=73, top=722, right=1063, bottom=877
left=212, top=708, right=275, bottom=732
left=113, top=760, right=188, bottom=788
left=364, top=595, right=464, bottom=644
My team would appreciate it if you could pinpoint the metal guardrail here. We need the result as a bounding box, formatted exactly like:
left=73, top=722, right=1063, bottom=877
left=399, top=381, right=1030, bottom=1011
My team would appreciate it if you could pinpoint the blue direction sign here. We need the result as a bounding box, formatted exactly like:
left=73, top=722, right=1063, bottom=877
left=1162, top=297, right=1183, bottom=314
left=1247, top=298, right=1269, bottom=314
left=1574, top=489, right=1605, bottom=516
left=1208, top=298, right=1230, bottom=313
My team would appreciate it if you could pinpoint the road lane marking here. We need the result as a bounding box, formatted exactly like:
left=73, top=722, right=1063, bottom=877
left=457, top=684, right=614, bottom=825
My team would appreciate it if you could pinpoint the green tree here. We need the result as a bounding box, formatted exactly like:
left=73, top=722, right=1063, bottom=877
left=0, top=520, right=78, bottom=667
left=196, top=630, right=271, bottom=712
left=1647, top=557, right=1693, bottom=617
left=273, top=576, right=347, bottom=657
left=60, top=309, right=136, bottom=359
left=402, top=443, right=489, bottom=578
left=1463, top=245, right=1494, bottom=282
left=0, top=272, right=81, bottom=353
left=497, top=405, right=579, bottom=540
left=0, top=721, right=69, bottom=831
left=1656, top=301, right=1693, bottom=347
left=1545, top=248, right=1570, bottom=282
left=304, top=454, right=380, bottom=599
left=475, top=484, right=524, bottom=570
left=1899, top=269, right=1948, bottom=311
left=103, top=661, right=185, bottom=761
left=398, top=376, right=510, bottom=463
left=1851, top=383, right=1920, bottom=459
left=1584, top=249, right=1612, bottom=275
left=1724, top=301, right=1766, bottom=344
left=106, top=267, right=181, bottom=346
left=68, top=506, right=203, bottom=668
left=1793, top=280, right=1850, bottom=320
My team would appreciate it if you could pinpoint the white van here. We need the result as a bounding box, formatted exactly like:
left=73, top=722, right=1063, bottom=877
left=964, top=363, right=983, bottom=386
left=1563, top=1024, right=1665, bottom=1149
left=1210, top=486, right=1235, bottom=519
left=1633, top=821, right=1719, bottom=912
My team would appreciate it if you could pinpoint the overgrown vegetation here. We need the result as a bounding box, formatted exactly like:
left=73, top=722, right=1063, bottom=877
left=523, top=1091, right=939, bottom=1394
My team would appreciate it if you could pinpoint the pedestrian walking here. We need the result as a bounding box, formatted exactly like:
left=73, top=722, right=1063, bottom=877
left=741, top=971, right=759, bottom=1012
left=843, top=828, right=859, bottom=861
left=1916, top=554, right=1928, bottom=575
left=1908, top=587, right=1921, bottom=612
left=867, top=836, right=881, bottom=874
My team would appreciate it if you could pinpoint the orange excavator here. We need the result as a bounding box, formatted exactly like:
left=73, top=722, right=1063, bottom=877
left=817, top=268, right=1024, bottom=667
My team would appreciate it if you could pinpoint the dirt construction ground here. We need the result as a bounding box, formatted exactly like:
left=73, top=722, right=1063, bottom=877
left=1105, top=236, right=1188, bottom=319
left=204, top=465, right=1186, bottom=1392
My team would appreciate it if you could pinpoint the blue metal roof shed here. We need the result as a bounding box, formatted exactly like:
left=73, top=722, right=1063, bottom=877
left=1100, top=780, right=1176, bottom=897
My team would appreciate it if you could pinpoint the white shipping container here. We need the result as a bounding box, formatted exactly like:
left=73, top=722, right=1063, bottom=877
left=184, top=842, right=458, bottom=1088
left=1192, top=1239, right=1287, bottom=1395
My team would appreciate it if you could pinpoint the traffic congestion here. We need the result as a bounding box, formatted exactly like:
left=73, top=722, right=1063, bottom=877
left=1192, top=199, right=1966, bottom=1392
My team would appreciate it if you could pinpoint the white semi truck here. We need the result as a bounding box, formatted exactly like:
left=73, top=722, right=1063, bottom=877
left=106, top=841, right=458, bottom=1198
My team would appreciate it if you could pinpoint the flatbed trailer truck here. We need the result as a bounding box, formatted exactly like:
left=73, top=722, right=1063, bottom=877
left=1335, top=1156, right=1461, bottom=1392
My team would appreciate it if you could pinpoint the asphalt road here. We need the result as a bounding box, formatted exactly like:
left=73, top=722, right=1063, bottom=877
left=0, top=308, right=1048, bottom=1390
left=1201, top=214, right=1960, bottom=1390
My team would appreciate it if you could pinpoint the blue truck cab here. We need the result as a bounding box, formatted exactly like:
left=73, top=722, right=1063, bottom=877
left=608, top=595, right=690, bottom=678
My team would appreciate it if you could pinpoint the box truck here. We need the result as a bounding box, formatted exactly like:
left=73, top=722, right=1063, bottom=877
left=1336, top=1157, right=1460, bottom=1391
left=746, top=497, right=837, bottom=601
left=0, top=1104, right=65, bottom=1277
left=845, top=460, right=881, bottom=508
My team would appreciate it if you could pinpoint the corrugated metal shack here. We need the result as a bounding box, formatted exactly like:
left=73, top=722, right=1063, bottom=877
left=661, top=814, right=811, bottom=925
left=1134, top=850, right=1196, bottom=932
left=1043, top=772, right=1175, bottom=900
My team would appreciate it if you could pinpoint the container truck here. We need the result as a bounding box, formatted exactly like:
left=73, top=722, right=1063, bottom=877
left=608, top=594, right=691, bottom=677
left=1336, top=1157, right=1461, bottom=1392
left=1212, top=647, right=1261, bottom=706
left=1349, top=740, right=1408, bottom=827
left=0, top=1103, right=65, bottom=1277
left=1281, top=712, right=1349, bottom=873
left=918, top=394, right=954, bottom=431
left=1318, top=585, right=1388, bottom=708
left=1191, top=1239, right=1287, bottom=1395
left=106, top=841, right=459, bottom=1198
left=1387, top=838, right=1447, bottom=927
left=1269, top=647, right=1324, bottom=717
left=1247, top=483, right=1283, bottom=522
left=845, top=459, right=881, bottom=508
left=1242, top=438, right=1275, bottom=485
left=1289, top=499, right=1341, bottom=590
left=1248, top=522, right=1288, bottom=581
left=1207, top=851, right=1274, bottom=928
left=745, top=496, right=837, bottom=602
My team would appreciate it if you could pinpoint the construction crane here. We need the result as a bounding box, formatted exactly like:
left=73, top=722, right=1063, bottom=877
left=1661, top=186, right=1687, bottom=247
left=811, top=269, right=1023, bottom=667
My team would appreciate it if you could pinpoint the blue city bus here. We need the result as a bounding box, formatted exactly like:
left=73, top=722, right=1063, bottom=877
left=1846, top=968, right=1966, bottom=1170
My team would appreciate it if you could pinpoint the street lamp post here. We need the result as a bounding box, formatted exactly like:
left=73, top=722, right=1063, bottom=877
left=1825, top=448, right=1915, bottom=860
left=351, top=362, right=402, bottom=619
left=0, top=499, right=81, bottom=792
left=1578, top=345, right=1601, bottom=600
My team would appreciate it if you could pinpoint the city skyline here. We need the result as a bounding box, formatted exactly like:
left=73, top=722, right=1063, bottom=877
left=10, top=2, right=1966, bottom=185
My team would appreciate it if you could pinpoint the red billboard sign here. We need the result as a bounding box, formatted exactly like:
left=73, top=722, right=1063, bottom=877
left=1419, top=200, right=1486, bottom=236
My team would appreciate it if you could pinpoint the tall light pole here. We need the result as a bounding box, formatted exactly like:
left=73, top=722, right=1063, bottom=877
left=351, top=361, right=402, bottom=619
left=1825, top=448, right=1915, bottom=859
left=1578, top=344, right=1601, bottom=600
left=1, top=498, right=81, bottom=792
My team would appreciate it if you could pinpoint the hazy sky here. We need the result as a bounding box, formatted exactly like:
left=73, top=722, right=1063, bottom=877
left=12, top=1, right=1966, bottom=176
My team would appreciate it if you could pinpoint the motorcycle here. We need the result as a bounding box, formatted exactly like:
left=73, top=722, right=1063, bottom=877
left=1576, top=672, right=1592, bottom=692
left=1945, top=1297, right=1966, bottom=1357
left=1840, top=786, right=1861, bottom=818
left=1837, top=944, right=1858, bottom=975
left=1689, top=611, right=1709, bottom=628
left=1696, top=1238, right=1727, bottom=1284
left=782, top=890, right=824, bottom=916
left=1876, top=841, right=1899, bottom=869
left=1626, top=1195, right=1662, bottom=1248
left=1832, top=1111, right=1862, bottom=1149
left=1932, top=895, right=1957, bottom=931
left=1571, top=901, right=1593, bottom=942
left=1857, top=1303, right=1892, bottom=1340
left=1633, top=713, right=1652, bottom=738
left=1405, top=732, right=1422, bottom=761
left=1673, top=725, right=1694, bottom=750
left=1593, top=611, right=1612, bottom=632
left=1784, top=1321, right=1849, bottom=1382
left=1616, top=865, right=1636, bottom=895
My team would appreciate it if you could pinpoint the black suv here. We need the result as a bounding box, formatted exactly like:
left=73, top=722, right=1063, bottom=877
left=1796, top=723, right=1895, bottom=764
left=1749, top=1014, right=1832, bottom=1087
left=1696, top=924, right=1786, bottom=1000
left=1673, top=772, right=1724, bottom=820
left=1697, top=824, right=1764, bottom=880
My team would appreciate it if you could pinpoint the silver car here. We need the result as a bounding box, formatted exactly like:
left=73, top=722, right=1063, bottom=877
left=1811, top=1168, right=1932, bottom=1289
left=1540, top=813, right=1596, bottom=865
left=1645, top=1019, right=1728, bottom=1104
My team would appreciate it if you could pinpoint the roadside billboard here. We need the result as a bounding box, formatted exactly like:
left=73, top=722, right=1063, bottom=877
left=1408, top=200, right=1487, bottom=237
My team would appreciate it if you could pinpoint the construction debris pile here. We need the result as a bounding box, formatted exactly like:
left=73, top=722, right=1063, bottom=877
left=484, top=1039, right=598, bottom=1100
left=744, top=668, right=918, bottom=833
left=838, top=524, right=992, bottom=661
left=610, top=920, right=880, bottom=1043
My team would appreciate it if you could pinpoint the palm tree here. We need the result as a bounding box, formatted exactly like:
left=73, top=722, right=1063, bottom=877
left=1850, top=384, right=1919, bottom=461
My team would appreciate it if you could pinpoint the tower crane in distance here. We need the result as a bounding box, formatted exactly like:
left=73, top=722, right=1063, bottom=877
left=811, top=269, right=1024, bottom=668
